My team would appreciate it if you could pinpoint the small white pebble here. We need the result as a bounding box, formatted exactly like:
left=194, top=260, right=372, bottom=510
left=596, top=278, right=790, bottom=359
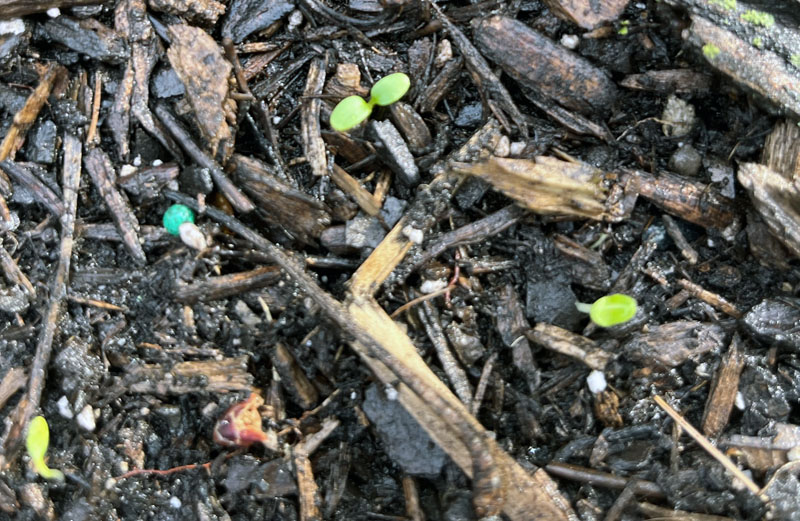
left=152, top=159, right=163, bottom=167
left=287, top=9, right=304, bottom=31
left=139, top=407, right=150, bottom=416
left=117, top=461, right=129, bottom=473
left=46, top=7, right=60, bottom=18
left=385, top=385, right=398, bottom=401
left=0, top=19, right=25, bottom=36
left=105, top=478, right=117, bottom=490
left=169, top=497, right=182, bottom=509
left=560, top=34, right=580, bottom=50
left=120, top=164, right=137, bottom=177
left=494, top=135, right=511, bottom=157
left=735, top=391, right=745, bottom=410
left=76, top=404, right=96, bottom=431
left=586, top=370, right=607, bottom=394
left=420, top=279, right=448, bottom=294
left=509, top=141, right=526, bottom=156
left=132, top=155, right=142, bottom=167
left=402, top=225, right=424, bottom=244
left=201, top=402, right=218, bottom=417
left=57, top=395, right=73, bottom=419
left=272, top=116, right=281, bottom=124
left=350, top=391, right=357, bottom=400
left=178, top=222, right=207, bottom=250
left=788, top=447, right=800, bottom=461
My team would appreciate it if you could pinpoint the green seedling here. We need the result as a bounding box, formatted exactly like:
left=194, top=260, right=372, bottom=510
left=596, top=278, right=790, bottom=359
left=575, top=294, right=638, bottom=328
left=330, top=72, right=410, bottom=132
left=26, top=416, right=64, bottom=481
left=702, top=43, right=721, bottom=60
left=740, top=9, right=774, bottom=28
left=163, top=204, right=195, bottom=236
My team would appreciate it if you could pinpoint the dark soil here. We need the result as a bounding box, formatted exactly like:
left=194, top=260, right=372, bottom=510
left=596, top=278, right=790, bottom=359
left=0, top=1, right=799, bottom=520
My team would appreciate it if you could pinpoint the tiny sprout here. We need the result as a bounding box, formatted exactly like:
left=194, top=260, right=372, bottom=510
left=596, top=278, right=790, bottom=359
left=26, top=416, right=64, bottom=481
left=330, top=72, right=410, bottom=132
left=575, top=293, right=638, bottom=328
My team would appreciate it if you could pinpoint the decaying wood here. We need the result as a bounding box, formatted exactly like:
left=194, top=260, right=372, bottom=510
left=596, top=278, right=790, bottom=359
left=426, top=3, right=527, bottom=135
left=0, top=161, right=64, bottom=218
left=726, top=423, right=800, bottom=473
left=662, top=214, right=699, bottom=265
left=330, top=164, right=382, bottom=218
left=83, top=147, right=147, bottom=265
left=702, top=334, right=745, bottom=438
left=553, top=234, right=611, bottom=291
left=167, top=24, right=236, bottom=163
left=620, top=69, right=713, bottom=95
left=543, top=0, right=627, bottom=29
left=42, top=16, right=127, bottom=64
left=545, top=462, right=665, bottom=500
left=527, top=323, right=613, bottom=372
left=0, top=63, right=63, bottom=172
left=631, top=169, right=737, bottom=231
left=0, top=244, right=34, bottom=297
left=174, top=266, right=281, bottom=303
left=155, top=103, right=254, bottom=213
left=127, top=356, right=253, bottom=395
left=272, top=343, right=318, bottom=410
left=390, top=102, right=432, bottom=154
left=165, top=116, right=577, bottom=518
left=418, top=300, right=473, bottom=408
left=415, top=56, right=463, bottom=115
left=0, top=0, right=105, bottom=18
left=475, top=15, right=617, bottom=116
left=0, top=133, right=81, bottom=469
left=149, top=0, right=225, bottom=25
left=232, top=154, right=330, bottom=243
left=685, top=14, right=800, bottom=118
left=302, top=57, right=328, bottom=178
left=451, top=156, right=608, bottom=220
left=495, top=284, right=539, bottom=395
left=678, top=278, right=742, bottom=318
left=622, top=321, right=727, bottom=369
left=0, top=368, right=25, bottom=412
left=763, top=120, right=800, bottom=178
left=117, top=162, right=180, bottom=201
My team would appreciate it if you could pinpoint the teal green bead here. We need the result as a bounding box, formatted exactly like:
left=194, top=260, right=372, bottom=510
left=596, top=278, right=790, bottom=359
left=163, top=204, right=195, bottom=236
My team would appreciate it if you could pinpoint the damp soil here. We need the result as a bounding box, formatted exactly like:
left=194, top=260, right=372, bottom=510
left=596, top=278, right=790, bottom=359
left=0, top=1, right=799, bottom=521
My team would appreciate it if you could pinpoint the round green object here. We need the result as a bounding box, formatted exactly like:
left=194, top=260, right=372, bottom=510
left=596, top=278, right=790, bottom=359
left=589, top=294, right=637, bottom=328
left=330, top=95, right=372, bottom=132
left=163, top=204, right=195, bottom=236
left=369, top=72, right=410, bottom=107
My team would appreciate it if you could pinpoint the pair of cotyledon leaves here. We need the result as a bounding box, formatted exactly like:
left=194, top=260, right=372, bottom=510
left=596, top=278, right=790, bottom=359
left=330, top=72, right=410, bottom=132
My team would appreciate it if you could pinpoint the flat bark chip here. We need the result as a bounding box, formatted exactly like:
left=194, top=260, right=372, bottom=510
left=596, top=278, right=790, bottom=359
left=167, top=24, right=235, bottom=162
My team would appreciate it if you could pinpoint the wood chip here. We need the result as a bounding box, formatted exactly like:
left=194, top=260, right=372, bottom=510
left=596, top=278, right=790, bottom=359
left=703, top=333, right=745, bottom=438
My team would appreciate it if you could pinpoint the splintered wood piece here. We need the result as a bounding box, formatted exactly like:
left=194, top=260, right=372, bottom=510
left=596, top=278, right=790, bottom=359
left=76, top=223, right=166, bottom=243
left=678, top=278, right=741, bottom=318
left=474, top=15, right=617, bottom=116
left=703, top=334, right=746, bottom=438
left=527, top=323, right=613, bottom=371
left=416, top=57, right=463, bottom=114
left=495, top=284, right=539, bottom=394
left=545, top=462, right=665, bottom=499
left=426, top=3, right=528, bottom=135
left=83, top=148, right=147, bottom=265
left=553, top=234, right=611, bottom=291
left=763, top=120, right=800, bottom=179
left=173, top=266, right=281, bottom=303
left=127, top=356, right=253, bottom=394
left=0, top=161, right=64, bottom=217
left=450, top=156, right=608, bottom=220
left=0, top=367, right=25, bottom=412
left=155, top=103, right=254, bottom=213
left=662, top=214, right=699, bottom=264
left=0, top=0, right=103, bottom=17
left=0, top=64, right=63, bottom=168
left=232, top=154, right=330, bottom=242
left=117, top=162, right=180, bottom=201
left=0, top=244, right=34, bottom=296
left=727, top=423, right=800, bottom=473
left=0, top=133, right=81, bottom=469
left=222, top=0, right=294, bottom=43
left=418, top=300, right=473, bottom=408
left=685, top=15, right=800, bottom=118
left=167, top=24, right=236, bottom=163
left=149, top=0, right=225, bottom=25
left=330, top=164, right=381, bottom=217
left=738, top=162, right=800, bottom=259
left=402, top=476, right=424, bottom=521
left=390, top=102, right=432, bottom=154
left=524, top=91, right=613, bottom=141
left=543, top=0, right=628, bottom=29
left=622, top=321, right=726, bottom=369
left=301, top=57, right=328, bottom=178
left=631, top=168, right=737, bottom=230
left=272, top=343, right=319, bottom=410
left=620, top=69, right=713, bottom=95
left=294, top=449, right=322, bottom=521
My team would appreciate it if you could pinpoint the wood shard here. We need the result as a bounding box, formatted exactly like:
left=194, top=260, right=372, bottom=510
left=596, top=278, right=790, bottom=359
left=702, top=334, right=745, bottom=438
left=620, top=69, right=713, bottom=95
left=527, top=323, right=612, bottom=371
left=543, top=0, right=629, bottom=29
left=0, top=0, right=102, bottom=18
left=167, top=24, right=235, bottom=162
left=272, top=343, right=319, bottom=410
left=474, top=15, right=617, bottom=116
left=83, top=147, right=147, bottom=265
left=450, top=156, right=607, bottom=220
left=174, top=266, right=281, bottom=303
left=622, top=321, right=727, bottom=369
left=149, top=0, right=225, bottom=25
left=127, top=356, right=253, bottom=395
left=727, top=423, right=800, bottom=473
